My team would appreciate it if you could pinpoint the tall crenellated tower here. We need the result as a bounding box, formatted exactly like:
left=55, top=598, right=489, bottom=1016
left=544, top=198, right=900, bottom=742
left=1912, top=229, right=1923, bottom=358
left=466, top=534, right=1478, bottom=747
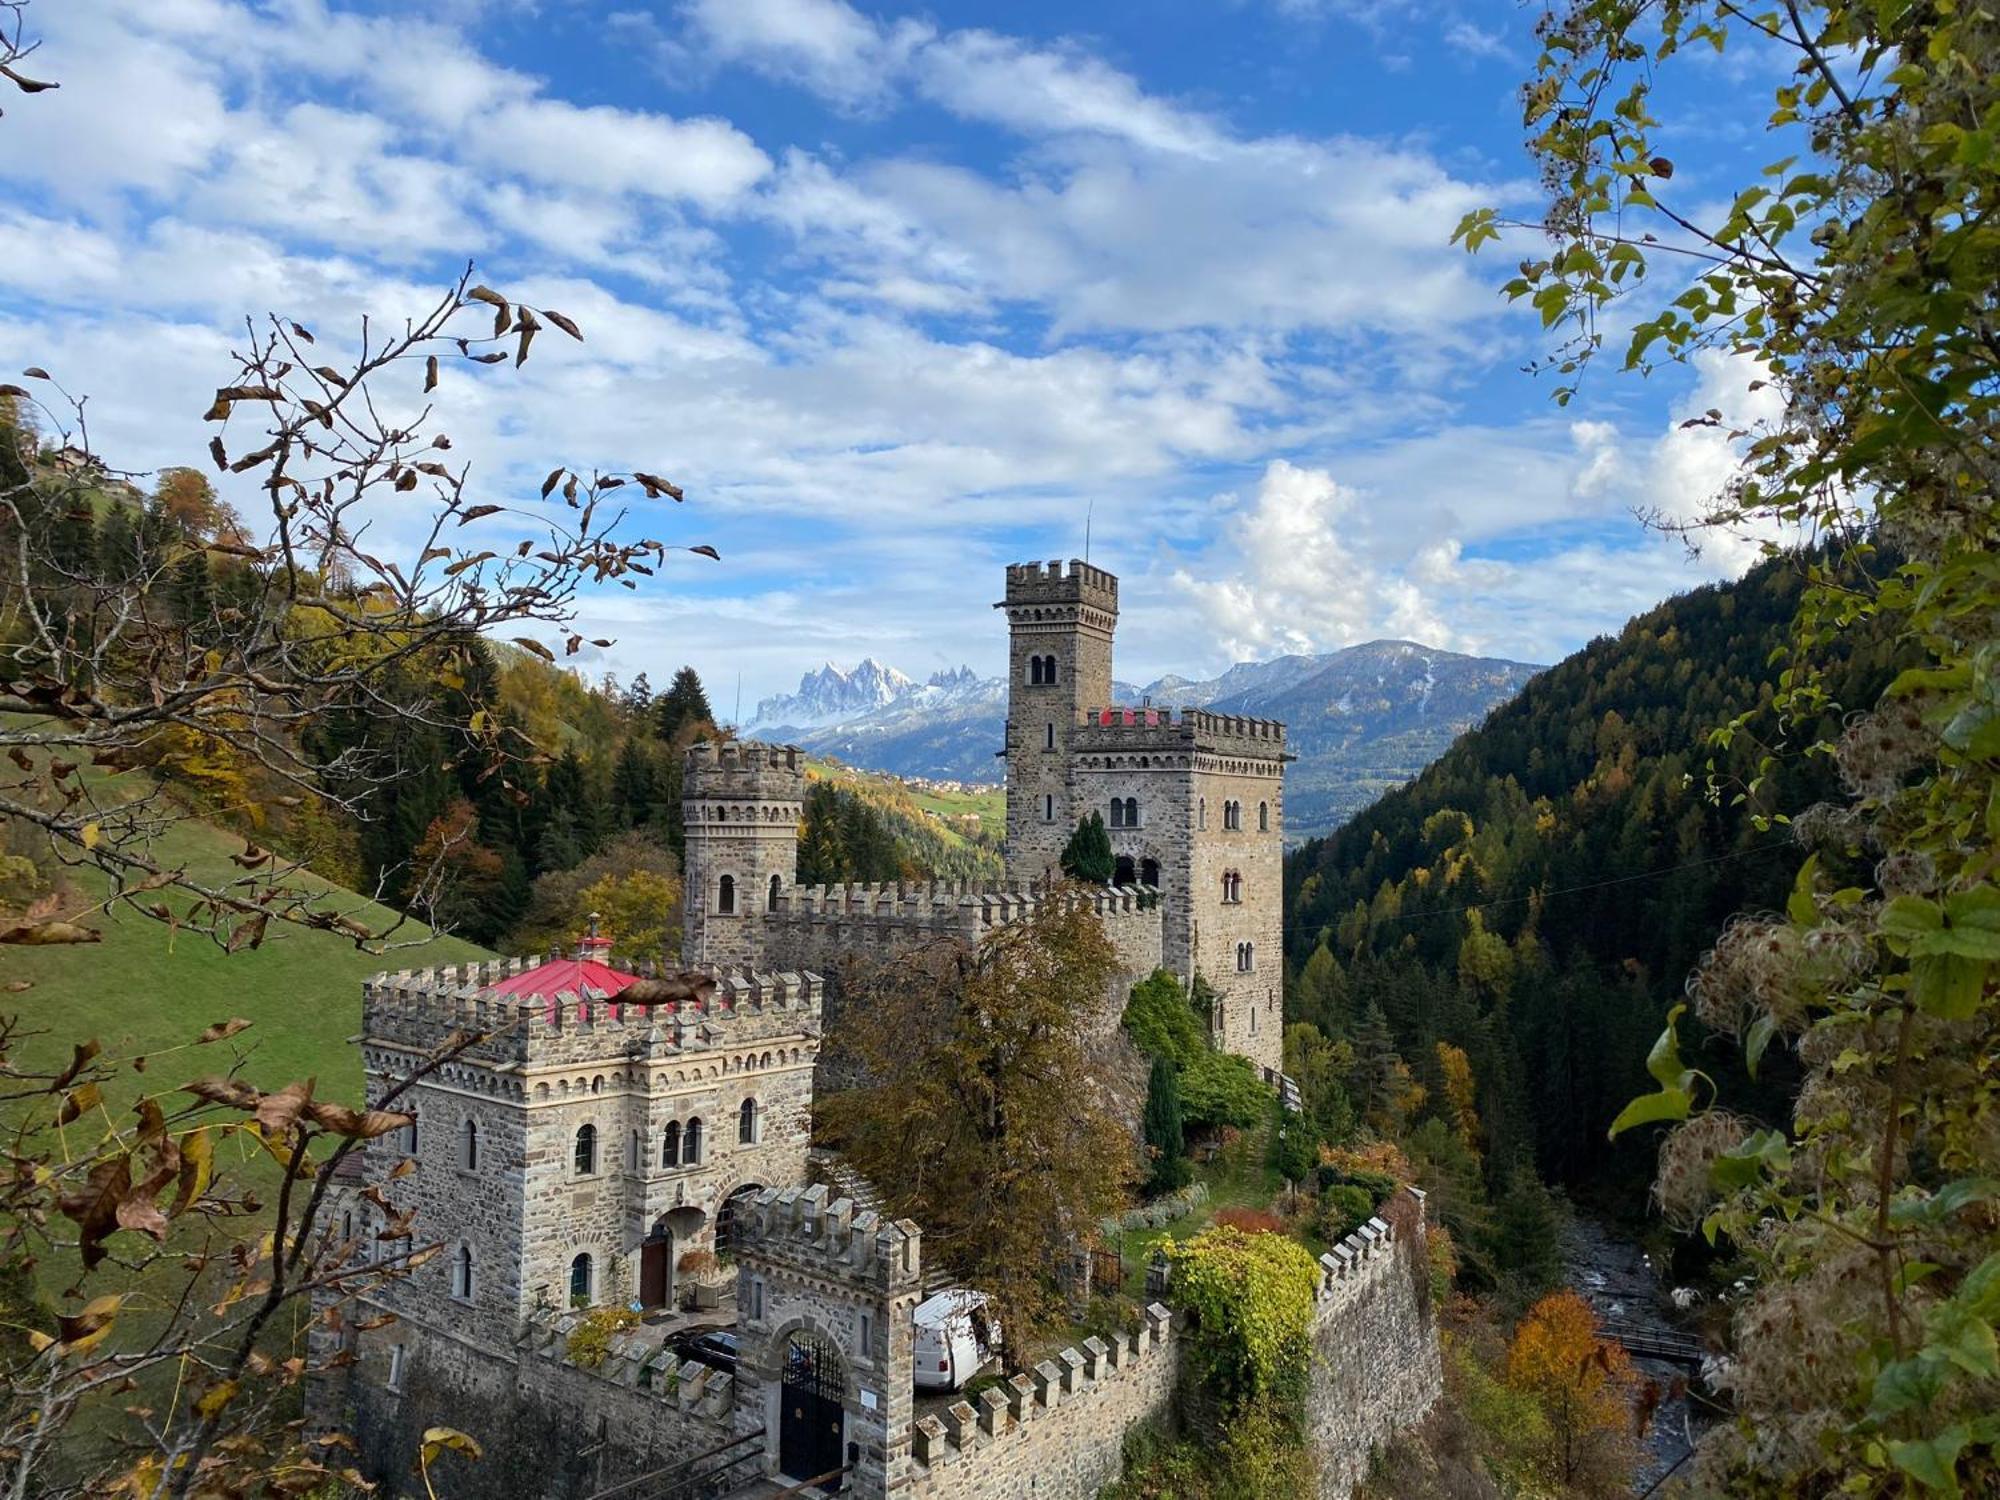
left=682, top=741, right=806, bottom=968
left=997, top=559, right=1118, bottom=880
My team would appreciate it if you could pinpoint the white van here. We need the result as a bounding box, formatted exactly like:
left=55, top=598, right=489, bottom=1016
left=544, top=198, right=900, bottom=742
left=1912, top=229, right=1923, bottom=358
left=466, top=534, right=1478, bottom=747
left=912, top=1289, right=1001, bottom=1392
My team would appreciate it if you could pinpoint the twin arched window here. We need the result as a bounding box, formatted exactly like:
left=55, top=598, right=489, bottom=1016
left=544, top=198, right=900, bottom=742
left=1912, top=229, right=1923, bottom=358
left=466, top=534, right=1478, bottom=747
left=1028, top=654, right=1059, bottom=685
left=661, top=1118, right=704, bottom=1167
left=1223, top=800, right=1242, bottom=831
left=574, top=1123, right=598, bottom=1176
left=739, top=1097, right=760, bottom=1145
left=1108, top=797, right=1139, bottom=829
left=717, top=874, right=736, bottom=914
left=1235, top=942, right=1256, bottom=973
left=1221, top=871, right=1242, bottom=904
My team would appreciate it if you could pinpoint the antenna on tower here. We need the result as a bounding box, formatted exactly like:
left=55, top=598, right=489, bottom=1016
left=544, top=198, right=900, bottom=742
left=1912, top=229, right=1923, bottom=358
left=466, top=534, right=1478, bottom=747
left=733, top=671, right=742, bottom=730
left=1084, top=499, right=1094, bottom=564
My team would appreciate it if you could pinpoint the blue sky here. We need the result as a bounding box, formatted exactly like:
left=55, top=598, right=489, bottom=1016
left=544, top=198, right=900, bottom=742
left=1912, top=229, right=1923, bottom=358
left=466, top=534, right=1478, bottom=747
left=1, top=0, right=1785, bottom=718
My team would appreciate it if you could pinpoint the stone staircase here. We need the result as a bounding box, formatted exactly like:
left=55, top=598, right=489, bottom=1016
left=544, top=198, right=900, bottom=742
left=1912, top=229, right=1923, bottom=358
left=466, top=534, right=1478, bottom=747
left=805, top=1148, right=883, bottom=1214
left=805, top=1151, right=952, bottom=1296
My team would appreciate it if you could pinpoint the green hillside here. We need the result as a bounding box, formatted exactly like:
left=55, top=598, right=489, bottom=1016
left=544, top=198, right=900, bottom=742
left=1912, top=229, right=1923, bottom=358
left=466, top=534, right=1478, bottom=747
left=4, top=805, right=490, bottom=1102
left=1283, top=553, right=1903, bottom=1213
left=801, top=757, right=1003, bottom=882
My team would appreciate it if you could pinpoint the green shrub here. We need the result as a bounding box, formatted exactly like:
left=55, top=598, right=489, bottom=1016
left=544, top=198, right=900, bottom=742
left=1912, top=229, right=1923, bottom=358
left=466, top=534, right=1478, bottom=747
left=564, top=1306, right=638, bottom=1370
left=1317, top=1184, right=1375, bottom=1244
left=1123, top=969, right=1205, bottom=1067
left=1179, top=1050, right=1269, bottom=1130
left=1165, top=1227, right=1320, bottom=1411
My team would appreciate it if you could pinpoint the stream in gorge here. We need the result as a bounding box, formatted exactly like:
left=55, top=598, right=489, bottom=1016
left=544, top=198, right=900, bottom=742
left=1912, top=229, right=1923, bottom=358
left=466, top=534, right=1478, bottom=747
left=1561, top=1215, right=1716, bottom=1493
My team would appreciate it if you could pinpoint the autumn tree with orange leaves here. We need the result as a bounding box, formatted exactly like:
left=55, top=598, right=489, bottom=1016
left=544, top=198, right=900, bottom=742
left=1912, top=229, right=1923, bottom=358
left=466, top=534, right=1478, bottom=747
left=1504, top=1290, right=1639, bottom=1495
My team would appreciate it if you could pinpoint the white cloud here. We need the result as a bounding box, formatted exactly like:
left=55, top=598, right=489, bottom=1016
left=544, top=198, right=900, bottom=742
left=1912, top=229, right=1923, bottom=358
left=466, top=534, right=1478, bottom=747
left=1443, top=21, right=1512, bottom=60
left=680, top=0, right=929, bottom=109
left=474, top=98, right=772, bottom=208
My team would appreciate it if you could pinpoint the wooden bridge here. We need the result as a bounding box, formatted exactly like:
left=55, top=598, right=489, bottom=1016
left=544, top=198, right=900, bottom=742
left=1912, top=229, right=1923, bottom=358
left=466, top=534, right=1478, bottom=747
left=1597, top=1316, right=1707, bottom=1369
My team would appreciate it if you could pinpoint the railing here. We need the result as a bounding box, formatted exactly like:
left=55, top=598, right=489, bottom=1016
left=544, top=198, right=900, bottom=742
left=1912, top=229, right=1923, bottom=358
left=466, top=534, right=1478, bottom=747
left=579, top=1428, right=766, bottom=1500
left=766, top=1465, right=852, bottom=1497
left=1597, top=1316, right=1706, bottom=1368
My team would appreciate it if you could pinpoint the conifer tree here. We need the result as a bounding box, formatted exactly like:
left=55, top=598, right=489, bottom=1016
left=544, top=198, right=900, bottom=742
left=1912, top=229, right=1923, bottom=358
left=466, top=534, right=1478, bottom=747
left=1059, top=811, right=1114, bottom=885
left=1142, top=1054, right=1190, bottom=1195
left=655, top=665, right=714, bottom=741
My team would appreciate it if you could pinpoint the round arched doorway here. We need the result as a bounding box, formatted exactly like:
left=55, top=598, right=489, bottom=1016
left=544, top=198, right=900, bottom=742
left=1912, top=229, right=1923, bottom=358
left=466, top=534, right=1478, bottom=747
left=779, top=1329, right=847, bottom=1488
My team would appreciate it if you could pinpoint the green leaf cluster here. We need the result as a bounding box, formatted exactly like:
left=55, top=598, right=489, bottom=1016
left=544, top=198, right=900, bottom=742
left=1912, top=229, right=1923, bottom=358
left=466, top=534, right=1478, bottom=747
left=1165, top=1226, right=1321, bottom=1412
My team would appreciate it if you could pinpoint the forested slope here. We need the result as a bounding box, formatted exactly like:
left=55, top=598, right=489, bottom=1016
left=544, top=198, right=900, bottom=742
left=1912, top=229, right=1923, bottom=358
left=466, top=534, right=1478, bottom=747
left=1283, top=552, right=1903, bottom=1210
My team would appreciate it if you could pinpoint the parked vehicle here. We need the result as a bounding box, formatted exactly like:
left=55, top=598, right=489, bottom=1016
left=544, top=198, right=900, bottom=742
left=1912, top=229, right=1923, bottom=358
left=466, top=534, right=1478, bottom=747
left=913, top=1290, right=1000, bottom=1392
left=671, top=1328, right=740, bottom=1374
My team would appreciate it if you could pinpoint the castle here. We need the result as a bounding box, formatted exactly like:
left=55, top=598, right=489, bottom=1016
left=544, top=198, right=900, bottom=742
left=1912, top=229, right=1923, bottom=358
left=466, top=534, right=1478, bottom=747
left=681, top=559, right=1288, bottom=1075
left=312, top=561, right=1438, bottom=1499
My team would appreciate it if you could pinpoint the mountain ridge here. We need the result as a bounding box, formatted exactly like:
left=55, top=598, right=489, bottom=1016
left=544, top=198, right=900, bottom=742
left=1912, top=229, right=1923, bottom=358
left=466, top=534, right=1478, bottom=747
left=746, top=640, right=1543, bottom=839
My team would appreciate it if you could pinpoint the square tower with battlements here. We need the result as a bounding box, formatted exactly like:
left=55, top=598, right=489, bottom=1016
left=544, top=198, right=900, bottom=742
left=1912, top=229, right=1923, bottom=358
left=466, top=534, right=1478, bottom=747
left=996, top=560, right=1119, bottom=877
left=999, top=560, right=1289, bottom=1074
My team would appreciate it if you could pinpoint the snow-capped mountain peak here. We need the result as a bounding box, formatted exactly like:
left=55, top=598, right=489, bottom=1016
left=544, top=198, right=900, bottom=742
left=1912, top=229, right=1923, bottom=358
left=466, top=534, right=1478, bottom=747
left=749, top=657, right=916, bottom=730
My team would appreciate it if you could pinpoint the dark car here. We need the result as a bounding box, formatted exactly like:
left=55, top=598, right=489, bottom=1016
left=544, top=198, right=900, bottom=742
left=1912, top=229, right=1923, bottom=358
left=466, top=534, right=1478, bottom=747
left=671, top=1329, right=740, bottom=1374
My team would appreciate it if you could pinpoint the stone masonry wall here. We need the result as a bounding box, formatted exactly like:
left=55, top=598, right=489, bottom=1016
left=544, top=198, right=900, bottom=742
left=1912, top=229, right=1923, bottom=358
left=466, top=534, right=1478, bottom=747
left=906, top=1305, right=1179, bottom=1500
left=1305, top=1188, right=1445, bottom=1498
left=337, top=1310, right=748, bottom=1500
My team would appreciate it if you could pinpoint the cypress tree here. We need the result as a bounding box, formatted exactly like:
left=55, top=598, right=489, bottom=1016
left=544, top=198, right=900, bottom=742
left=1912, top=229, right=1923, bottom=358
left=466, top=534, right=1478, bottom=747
left=1142, top=1054, right=1190, bottom=1195
left=1059, top=811, right=1114, bottom=884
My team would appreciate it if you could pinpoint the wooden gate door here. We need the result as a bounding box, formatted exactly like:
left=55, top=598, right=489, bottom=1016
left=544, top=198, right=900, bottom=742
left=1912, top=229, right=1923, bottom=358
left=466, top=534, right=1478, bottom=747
left=778, top=1331, right=846, bottom=1488
left=638, top=1237, right=670, bottom=1310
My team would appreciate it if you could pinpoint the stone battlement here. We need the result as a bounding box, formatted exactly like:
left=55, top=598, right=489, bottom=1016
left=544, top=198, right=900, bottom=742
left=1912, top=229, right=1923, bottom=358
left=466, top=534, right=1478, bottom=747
left=360, top=962, right=823, bottom=1064
left=732, top=1184, right=923, bottom=1290
left=909, top=1304, right=1174, bottom=1477
left=515, top=1309, right=738, bottom=1420
left=1001, top=558, right=1119, bottom=609
left=771, top=879, right=1155, bottom=931
left=685, top=739, right=808, bottom=795
left=1071, top=706, right=1287, bottom=759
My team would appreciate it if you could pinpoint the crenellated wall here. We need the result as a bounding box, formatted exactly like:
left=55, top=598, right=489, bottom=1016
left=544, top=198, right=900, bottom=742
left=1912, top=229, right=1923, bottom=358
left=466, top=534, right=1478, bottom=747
left=1304, top=1188, right=1446, bottom=1498
left=906, top=1305, right=1180, bottom=1500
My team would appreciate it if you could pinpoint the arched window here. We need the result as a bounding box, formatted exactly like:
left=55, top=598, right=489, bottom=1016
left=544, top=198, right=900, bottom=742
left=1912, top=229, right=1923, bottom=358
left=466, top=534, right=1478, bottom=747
left=1197, top=798, right=1206, bottom=830
left=1043, top=794, right=1054, bottom=822
left=452, top=1243, right=474, bottom=1301
left=661, top=1120, right=681, bottom=1167
left=1141, top=858, right=1159, bottom=887
left=1258, top=801, right=1269, bottom=832
left=768, top=874, right=782, bottom=911
left=717, top=874, right=736, bottom=914
left=462, top=1118, right=478, bottom=1171
left=629, top=1129, right=640, bottom=1171
left=573, top=1123, right=597, bottom=1176
left=739, top=1097, right=759, bottom=1145
left=569, top=1253, right=592, bottom=1305
left=684, top=1117, right=703, bottom=1164
left=1108, top=798, right=1125, bottom=828
left=1220, top=872, right=1232, bottom=902
left=1044, top=722, right=1055, bottom=750
left=1124, top=797, right=1139, bottom=827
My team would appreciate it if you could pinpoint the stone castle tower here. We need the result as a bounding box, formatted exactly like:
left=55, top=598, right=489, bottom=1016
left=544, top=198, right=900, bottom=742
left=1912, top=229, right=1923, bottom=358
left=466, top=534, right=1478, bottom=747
left=682, top=741, right=808, bottom=968
left=998, top=558, right=1120, bottom=874
left=680, top=558, right=1289, bottom=1074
